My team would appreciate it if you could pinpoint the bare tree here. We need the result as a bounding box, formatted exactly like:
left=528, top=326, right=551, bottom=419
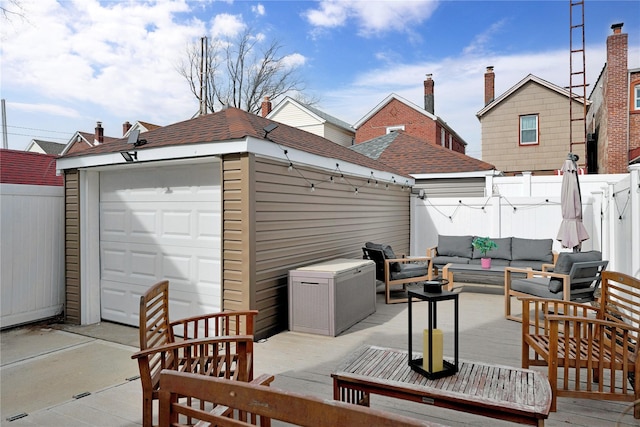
left=1, top=0, right=26, bottom=21
left=178, top=28, right=315, bottom=115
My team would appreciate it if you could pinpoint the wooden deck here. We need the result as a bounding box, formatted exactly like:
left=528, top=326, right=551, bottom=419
left=5, top=285, right=636, bottom=426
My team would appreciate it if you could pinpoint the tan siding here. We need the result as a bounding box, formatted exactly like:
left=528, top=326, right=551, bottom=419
left=254, top=157, right=409, bottom=338
left=482, top=82, right=586, bottom=174
left=221, top=153, right=410, bottom=338
left=64, top=170, right=80, bottom=324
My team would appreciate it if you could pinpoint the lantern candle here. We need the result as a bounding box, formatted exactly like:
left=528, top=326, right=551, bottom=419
left=423, top=328, right=443, bottom=372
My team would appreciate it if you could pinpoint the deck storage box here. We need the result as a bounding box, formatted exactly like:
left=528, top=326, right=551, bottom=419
left=288, top=258, right=376, bottom=336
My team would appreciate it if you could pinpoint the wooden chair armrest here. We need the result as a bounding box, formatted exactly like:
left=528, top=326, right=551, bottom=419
left=131, top=335, right=254, bottom=360
left=541, top=263, right=555, bottom=272
left=426, top=246, right=438, bottom=259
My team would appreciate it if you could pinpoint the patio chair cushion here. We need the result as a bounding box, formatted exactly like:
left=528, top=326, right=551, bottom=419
left=549, top=250, right=603, bottom=292
left=511, top=238, right=553, bottom=263
left=390, top=263, right=429, bottom=281
left=437, top=235, right=473, bottom=258
left=364, top=242, right=401, bottom=272
left=430, top=255, right=470, bottom=267
left=471, top=237, right=512, bottom=260
left=511, top=277, right=558, bottom=298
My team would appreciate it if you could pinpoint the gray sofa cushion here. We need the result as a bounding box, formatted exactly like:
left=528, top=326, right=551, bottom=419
left=549, top=250, right=602, bottom=292
left=511, top=238, right=553, bottom=263
left=509, top=260, right=547, bottom=271
left=365, top=242, right=401, bottom=272
left=437, top=235, right=473, bottom=258
left=471, top=237, right=512, bottom=260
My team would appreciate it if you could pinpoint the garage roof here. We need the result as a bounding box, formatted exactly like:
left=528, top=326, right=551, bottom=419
left=58, top=107, right=408, bottom=179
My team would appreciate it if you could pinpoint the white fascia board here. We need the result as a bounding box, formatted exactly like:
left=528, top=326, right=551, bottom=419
left=246, top=137, right=411, bottom=185
left=56, top=139, right=249, bottom=173
left=411, top=170, right=499, bottom=180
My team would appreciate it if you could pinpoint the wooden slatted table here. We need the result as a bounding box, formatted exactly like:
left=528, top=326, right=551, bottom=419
left=332, top=345, right=551, bottom=426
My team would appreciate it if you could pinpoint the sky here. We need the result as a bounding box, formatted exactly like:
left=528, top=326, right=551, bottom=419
left=1, top=0, right=639, bottom=160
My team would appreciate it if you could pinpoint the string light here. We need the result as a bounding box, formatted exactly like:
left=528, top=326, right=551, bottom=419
left=279, top=146, right=406, bottom=194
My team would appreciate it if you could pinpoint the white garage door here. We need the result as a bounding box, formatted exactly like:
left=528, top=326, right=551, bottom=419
left=99, top=162, right=221, bottom=326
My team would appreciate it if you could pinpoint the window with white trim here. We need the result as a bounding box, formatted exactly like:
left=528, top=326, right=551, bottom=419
left=519, top=114, right=538, bottom=145
left=634, top=84, right=640, bottom=110
left=386, top=125, right=405, bottom=134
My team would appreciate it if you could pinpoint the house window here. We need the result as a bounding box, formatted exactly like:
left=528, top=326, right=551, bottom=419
left=386, top=125, right=405, bottom=134
left=448, top=134, right=452, bottom=149
left=519, top=114, right=538, bottom=145
left=635, top=84, right=640, bottom=110
left=441, top=128, right=445, bottom=147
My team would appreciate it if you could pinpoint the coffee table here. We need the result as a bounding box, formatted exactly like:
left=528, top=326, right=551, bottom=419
left=442, top=263, right=507, bottom=291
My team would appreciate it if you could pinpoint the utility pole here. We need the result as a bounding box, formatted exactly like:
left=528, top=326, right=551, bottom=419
left=199, top=36, right=208, bottom=116
left=1, top=99, right=8, bottom=149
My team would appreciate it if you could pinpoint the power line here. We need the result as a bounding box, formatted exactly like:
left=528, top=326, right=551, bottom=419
left=7, top=125, right=72, bottom=134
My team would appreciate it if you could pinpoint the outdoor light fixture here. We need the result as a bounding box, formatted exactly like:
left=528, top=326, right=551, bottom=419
left=121, top=151, right=137, bottom=162
left=263, top=123, right=278, bottom=138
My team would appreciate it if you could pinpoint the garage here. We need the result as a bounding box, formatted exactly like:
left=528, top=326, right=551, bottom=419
left=98, top=162, right=221, bottom=326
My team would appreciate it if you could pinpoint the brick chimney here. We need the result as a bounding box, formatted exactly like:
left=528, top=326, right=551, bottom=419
left=605, top=23, right=628, bottom=174
left=123, top=121, right=132, bottom=136
left=261, top=96, right=272, bottom=117
left=94, top=121, right=104, bottom=145
left=424, top=74, right=434, bottom=114
left=484, top=66, right=495, bottom=105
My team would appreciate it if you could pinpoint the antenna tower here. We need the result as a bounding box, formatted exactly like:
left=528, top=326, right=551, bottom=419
left=569, top=0, right=588, bottom=171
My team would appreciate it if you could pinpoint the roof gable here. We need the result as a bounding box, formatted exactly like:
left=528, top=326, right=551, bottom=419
left=351, top=131, right=494, bottom=175
left=477, top=74, right=588, bottom=118
left=267, top=97, right=353, bottom=133
left=354, top=93, right=437, bottom=130
left=0, top=149, right=63, bottom=186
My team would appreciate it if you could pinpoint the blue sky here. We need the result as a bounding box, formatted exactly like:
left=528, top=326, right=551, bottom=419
left=1, top=0, right=638, bottom=159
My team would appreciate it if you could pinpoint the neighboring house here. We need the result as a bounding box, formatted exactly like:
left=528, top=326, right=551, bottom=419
left=122, top=120, right=162, bottom=137
left=263, top=96, right=355, bottom=147
left=61, top=121, right=119, bottom=155
left=25, top=139, right=66, bottom=155
left=1, top=149, right=64, bottom=328
left=476, top=69, right=587, bottom=175
left=353, top=75, right=467, bottom=154
left=587, top=23, right=640, bottom=173
left=56, top=108, right=412, bottom=339
left=350, top=130, right=496, bottom=197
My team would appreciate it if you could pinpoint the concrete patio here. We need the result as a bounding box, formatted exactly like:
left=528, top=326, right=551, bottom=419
left=1, top=286, right=636, bottom=426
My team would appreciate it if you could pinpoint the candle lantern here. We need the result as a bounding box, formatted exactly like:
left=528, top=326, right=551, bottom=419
left=408, top=279, right=458, bottom=379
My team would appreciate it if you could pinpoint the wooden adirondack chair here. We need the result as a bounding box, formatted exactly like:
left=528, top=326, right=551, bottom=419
left=131, top=280, right=271, bottom=427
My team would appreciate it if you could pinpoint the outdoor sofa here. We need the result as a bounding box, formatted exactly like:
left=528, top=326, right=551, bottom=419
left=426, top=235, right=557, bottom=285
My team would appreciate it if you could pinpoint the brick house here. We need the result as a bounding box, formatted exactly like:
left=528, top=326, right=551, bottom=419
left=353, top=75, right=467, bottom=154
left=586, top=23, right=640, bottom=173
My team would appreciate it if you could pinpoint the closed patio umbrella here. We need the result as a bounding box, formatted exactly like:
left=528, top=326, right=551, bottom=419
left=556, top=153, right=589, bottom=251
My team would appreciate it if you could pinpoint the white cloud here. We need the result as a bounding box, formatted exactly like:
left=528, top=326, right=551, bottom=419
left=304, top=0, right=439, bottom=36
left=210, top=13, right=246, bottom=38
left=9, top=101, right=80, bottom=118
left=252, top=4, right=265, bottom=16
left=282, top=53, right=307, bottom=68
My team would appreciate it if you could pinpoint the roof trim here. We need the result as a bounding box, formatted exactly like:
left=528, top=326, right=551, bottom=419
left=476, top=74, right=590, bottom=118
left=56, top=136, right=408, bottom=186
left=411, top=170, right=501, bottom=179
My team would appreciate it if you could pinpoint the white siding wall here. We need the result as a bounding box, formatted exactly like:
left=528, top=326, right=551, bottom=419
left=1, top=184, right=64, bottom=328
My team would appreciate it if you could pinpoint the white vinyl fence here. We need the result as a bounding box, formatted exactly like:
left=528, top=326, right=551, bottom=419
left=411, top=165, right=640, bottom=279
left=1, top=183, right=65, bottom=328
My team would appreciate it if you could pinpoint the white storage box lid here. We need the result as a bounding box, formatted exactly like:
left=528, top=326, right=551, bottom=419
left=295, top=258, right=374, bottom=274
